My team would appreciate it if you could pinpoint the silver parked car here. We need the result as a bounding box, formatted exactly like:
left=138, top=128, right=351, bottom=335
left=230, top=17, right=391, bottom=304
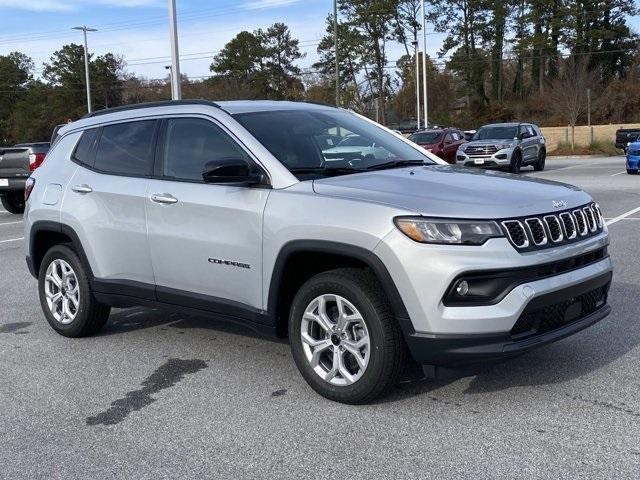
left=457, top=122, right=546, bottom=173
left=24, top=101, right=611, bottom=404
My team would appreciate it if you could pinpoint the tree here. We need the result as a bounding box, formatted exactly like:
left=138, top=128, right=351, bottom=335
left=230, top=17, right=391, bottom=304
left=339, top=0, right=398, bottom=123
left=260, top=22, right=305, bottom=99
left=210, top=30, right=266, bottom=94
left=314, top=14, right=368, bottom=108
left=43, top=44, right=124, bottom=115
left=211, top=24, right=303, bottom=99
left=546, top=56, right=596, bottom=150
left=429, top=0, right=489, bottom=110
left=0, top=52, right=33, bottom=144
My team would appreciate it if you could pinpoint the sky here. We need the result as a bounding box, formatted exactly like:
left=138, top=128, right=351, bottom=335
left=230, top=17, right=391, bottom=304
left=0, top=0, right=446, bottom=82
left=0, top=1, right=637, bottom=83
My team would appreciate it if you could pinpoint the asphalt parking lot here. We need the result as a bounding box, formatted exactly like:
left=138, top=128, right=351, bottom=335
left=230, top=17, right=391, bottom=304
left=1, top=156, right=638, bottom=479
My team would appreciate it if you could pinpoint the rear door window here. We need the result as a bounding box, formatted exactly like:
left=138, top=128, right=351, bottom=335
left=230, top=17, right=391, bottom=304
left=94, top=120, right=158, bottom=176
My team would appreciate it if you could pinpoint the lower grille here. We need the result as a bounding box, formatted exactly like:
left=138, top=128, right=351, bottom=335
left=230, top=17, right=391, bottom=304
left=511, top=282, right=610, bottom=338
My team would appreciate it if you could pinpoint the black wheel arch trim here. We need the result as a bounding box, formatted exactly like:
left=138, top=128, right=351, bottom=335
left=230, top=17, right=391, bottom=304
left=267, top=240, right=410, bottom=322
left=28, top=220, right=95, bottom=280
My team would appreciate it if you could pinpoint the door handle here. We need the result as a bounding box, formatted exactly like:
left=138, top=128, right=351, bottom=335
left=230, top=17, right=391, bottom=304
left=150, top=193, right=178, bottom=205
left=72, top=184, right=93, bottom=194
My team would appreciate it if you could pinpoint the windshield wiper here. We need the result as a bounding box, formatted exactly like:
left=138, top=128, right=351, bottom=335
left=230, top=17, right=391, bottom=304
left=364, top=159, right=426, bottom=171
left=289, top=166, right=362, bottom=175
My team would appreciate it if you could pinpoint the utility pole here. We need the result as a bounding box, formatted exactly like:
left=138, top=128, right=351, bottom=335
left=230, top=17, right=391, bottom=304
left=72, top=26, right=97, bottom=113
left=334, top=0, right=339, bottom=106
left=168, top=0, right=182, bottom=100
left=413, top=40, right=420, bottom=131
left=420, top=1, right=428, bottom=128
left=587, top=88, right=591, bottom=127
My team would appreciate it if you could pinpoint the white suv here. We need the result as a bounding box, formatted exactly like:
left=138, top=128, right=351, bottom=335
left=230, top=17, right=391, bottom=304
left=25, top=100, right=612, bottom=403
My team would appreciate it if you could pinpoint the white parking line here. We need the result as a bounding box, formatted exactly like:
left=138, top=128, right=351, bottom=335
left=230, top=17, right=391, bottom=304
left=611, top=171, right=626, bottom=177
left=0, top=221, right=23, bottom=226
left=0, top=237, right=23, bottom=244
left=606, top=206, right=640, bottom=226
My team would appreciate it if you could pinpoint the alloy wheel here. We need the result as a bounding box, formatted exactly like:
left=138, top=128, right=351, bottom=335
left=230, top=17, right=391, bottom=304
left=300, top=294, right=370, bottom=386
left=44, top=259, right=80, bottom=325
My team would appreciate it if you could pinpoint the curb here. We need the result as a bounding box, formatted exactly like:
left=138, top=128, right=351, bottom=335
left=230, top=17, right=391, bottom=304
left=547, top=154, right=622, bottom=160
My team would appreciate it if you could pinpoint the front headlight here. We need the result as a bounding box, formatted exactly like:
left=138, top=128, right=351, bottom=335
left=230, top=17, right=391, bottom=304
left=395, top=217, right=504, bottom=245
left=496, top=142, right=514, bottom=150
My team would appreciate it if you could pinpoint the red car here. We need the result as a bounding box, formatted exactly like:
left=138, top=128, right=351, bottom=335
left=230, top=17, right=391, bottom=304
left=408, top=128, right=467, bottom=164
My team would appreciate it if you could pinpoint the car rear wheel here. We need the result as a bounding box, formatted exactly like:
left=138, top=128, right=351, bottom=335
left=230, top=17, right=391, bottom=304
left=509, top=151, right=522, bottom=174
left=533, top=148, right=546, bottom=171
left=288, top=268, right=406, bottom=404
left=38, top=245, right=111, bottom=337
left=1, top=192, right=25, bottom=214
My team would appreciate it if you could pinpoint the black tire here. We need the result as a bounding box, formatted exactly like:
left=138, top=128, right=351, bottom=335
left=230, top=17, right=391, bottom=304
left=533, top=148, right=546, bottom=171
left=288, top=268, right=406, bottom=404
left=628, top=169, right=638, bottom=175
left=1, top=192, right=25, bottom=214
left=38, top=244, right=110, bottom=337
left=509, top=150, right=522, bottom=174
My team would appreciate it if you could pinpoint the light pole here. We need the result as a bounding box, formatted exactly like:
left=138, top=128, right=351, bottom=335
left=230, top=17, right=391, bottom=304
left=168, top=0, right=182, bottom=100
left=413, top=40, right=420, bottom=131
left=420, top=0, right=428, bottom=128
left=72, top=26, right=97, bottom=113
left=334, top=0, right=339, bottom=106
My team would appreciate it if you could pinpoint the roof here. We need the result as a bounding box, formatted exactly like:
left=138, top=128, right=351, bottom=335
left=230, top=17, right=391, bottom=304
left=61, top=100, right=338, bottom=138
left=81, top=99, right=335, bottom=119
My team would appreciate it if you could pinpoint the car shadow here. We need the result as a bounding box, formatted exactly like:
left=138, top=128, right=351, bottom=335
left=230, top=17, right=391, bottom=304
left=95, top=281, right=638, bottom=404
left=382, top=280, right=640, bottom=403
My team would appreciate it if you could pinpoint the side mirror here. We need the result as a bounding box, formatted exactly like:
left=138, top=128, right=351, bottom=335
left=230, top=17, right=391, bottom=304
left=202, top=158, right=266, bottom=186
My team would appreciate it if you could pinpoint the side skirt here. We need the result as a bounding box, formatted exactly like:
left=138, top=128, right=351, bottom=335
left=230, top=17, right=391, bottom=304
left=92, top=279, right=277, bottom=338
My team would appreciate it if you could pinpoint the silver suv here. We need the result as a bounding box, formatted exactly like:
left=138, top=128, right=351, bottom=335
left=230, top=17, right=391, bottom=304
left=457, top=122, right=546, bottom=173
left=24, top=101, right=612, bottom=404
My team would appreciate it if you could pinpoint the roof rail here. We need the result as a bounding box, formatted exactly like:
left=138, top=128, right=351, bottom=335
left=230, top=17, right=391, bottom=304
left=81, top=99, right=221, bottom=119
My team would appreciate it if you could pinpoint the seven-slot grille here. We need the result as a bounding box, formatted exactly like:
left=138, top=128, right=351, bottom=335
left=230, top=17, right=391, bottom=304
left=501, top=203, right=604, bottom=251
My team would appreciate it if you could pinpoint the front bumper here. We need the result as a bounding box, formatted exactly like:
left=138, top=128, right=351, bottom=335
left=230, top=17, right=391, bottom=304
left=374, top=227, right=612, bottom=368
left=456, top=149, right=511, bottom=168
left=400, top=271, right=611, bottom=368
left=0, top=177, right=27, bottom=194
left=626, top=157, right=639, bottom=170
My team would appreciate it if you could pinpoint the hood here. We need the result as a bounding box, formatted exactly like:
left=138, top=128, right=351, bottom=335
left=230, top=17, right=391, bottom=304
left=312, top=165, right=592, bottom=219
left=417, top=142, right=439, bottom=149
left=466, top=139, right=514, bottom=147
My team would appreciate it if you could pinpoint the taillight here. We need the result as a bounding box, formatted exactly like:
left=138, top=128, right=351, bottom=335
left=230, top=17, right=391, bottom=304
left=29, top=152, right=46, bottom=171
left=25, top=177, right=36, bottom=201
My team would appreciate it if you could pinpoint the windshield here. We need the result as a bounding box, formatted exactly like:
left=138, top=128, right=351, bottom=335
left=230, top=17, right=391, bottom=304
left=408, top=131, right=442, bottom=144
left=234, top=108, right=434, bottom=178
left=473, top=126, right=518, bottom=141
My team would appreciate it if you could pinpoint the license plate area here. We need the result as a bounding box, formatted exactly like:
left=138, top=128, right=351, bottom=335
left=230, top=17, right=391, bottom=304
left=474, top=159, right=485, bottom=165
left=0, top=179, right=9, bottom=187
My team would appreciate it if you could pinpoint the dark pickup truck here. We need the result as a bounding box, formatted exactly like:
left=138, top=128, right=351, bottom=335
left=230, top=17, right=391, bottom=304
left=615, top=128, right=640, bottom=152
left=0, top=142, right=49, bottom=214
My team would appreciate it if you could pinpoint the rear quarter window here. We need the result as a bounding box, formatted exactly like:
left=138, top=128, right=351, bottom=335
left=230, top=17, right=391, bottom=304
left=93, top=120, right=158, bottom=176
left=73, top=128, right=99, bottom=166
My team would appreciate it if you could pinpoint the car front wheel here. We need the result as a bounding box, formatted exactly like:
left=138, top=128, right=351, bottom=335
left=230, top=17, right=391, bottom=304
left=509, top=150, right=522, bottom=174
left=38, top=245, right=111, bottom=337
left=289, top=268, right=406, bottom=404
